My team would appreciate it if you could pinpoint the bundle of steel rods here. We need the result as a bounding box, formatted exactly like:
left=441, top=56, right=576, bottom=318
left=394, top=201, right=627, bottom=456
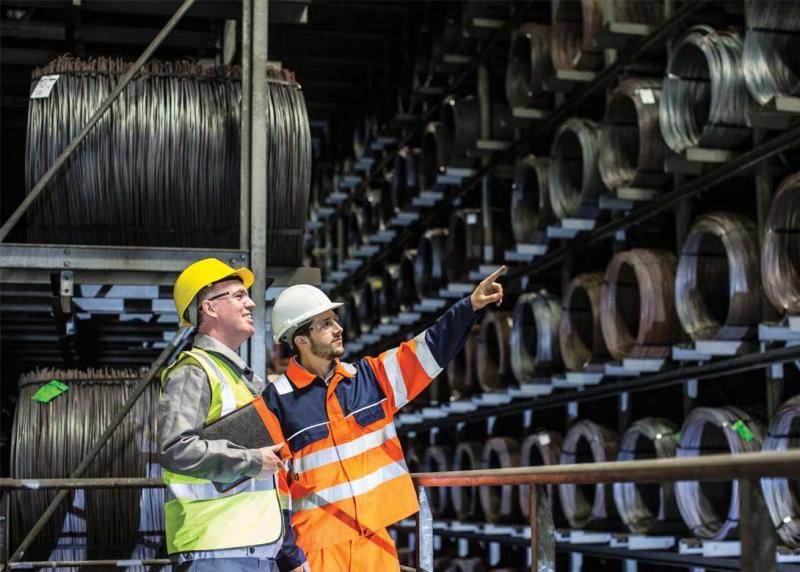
left=762, top=172, right=800, bottom=315
left=510, top=291, right=562, bottom=383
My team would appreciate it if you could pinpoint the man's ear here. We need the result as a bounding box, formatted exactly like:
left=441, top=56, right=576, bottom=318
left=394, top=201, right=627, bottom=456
left=201, top=299, right=218, bottom=321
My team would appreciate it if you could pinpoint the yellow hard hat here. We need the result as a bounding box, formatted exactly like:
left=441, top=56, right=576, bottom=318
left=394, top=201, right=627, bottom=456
left=173, top=258, right=254, bottom=327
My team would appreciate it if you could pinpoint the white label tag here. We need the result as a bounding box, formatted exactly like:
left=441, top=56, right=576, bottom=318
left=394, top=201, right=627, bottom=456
left=538, top=433, right=551, bottom=446
left=638, top=88, right=655, bottom=105
left=466, top=213, right=478, bottom=224
left=31, top=75, right=60, bottom=99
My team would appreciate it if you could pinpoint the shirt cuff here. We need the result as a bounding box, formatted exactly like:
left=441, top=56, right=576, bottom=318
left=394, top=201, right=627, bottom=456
left=243, top=448, right=263, bottom=478
left=276, top=548, right=306, bottom=571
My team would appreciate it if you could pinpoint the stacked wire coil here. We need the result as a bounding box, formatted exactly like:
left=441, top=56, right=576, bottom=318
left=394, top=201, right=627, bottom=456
left=476, top=312, right=515, bottom=392
left=675, top=406, right=765, bottom=540
left=420, top=122, right=451, bottom=192
left=422, top=445, right=453, bottom=518
left=11, top=369, right=162, bottom=563
left=445, top=209, right=484, bottom=283
left=559, top=273, right=610, bottom=371
left=510, top=291, right=562, bottom=384
left=519, top=431, right=563, bottom=522
left=550, top=0, right=604, bottom=71
left=613, top=418, right=681, bottom=535
left=450, top=441, right=486, bottom=521
left=675, top=212, right=763, bottom=341
left=414, top=229, right=449, bottom=298
left=762, top=172, right=800, bottom=315
left=505, top=23, right=553, bottom=109
left=511, top=155, right=553, bottom=244
left=479, top=437, right=521, bottom=524
left=659, top=26, right=750, bottom=153
left=549, top=118, right=606, bottom=220
left=761, top=395, right=800, bottom=548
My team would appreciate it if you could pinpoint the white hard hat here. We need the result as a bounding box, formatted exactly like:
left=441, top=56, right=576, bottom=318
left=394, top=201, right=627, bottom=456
left=271, top=284, right=343, bottom=344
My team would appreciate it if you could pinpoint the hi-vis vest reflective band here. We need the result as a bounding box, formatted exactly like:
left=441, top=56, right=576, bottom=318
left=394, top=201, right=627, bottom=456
left=160, top=348, right=285, bottom=556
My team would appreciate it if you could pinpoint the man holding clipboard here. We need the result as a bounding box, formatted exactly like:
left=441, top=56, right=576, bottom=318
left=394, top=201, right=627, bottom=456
left=158, top=258, right=308, bottom=572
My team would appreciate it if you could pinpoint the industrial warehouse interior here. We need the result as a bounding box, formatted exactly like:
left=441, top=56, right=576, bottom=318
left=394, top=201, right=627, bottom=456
left=1, top=0, right=799, bottom=570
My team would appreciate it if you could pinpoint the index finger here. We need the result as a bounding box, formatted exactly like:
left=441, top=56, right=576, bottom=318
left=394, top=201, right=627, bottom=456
left=269, top=442, right=285, bottom=452
left=480, top=265, right=507, bottom=285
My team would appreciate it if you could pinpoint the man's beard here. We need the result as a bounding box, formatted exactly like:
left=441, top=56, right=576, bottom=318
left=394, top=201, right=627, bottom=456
left=310, top=337, right=344, bottom=360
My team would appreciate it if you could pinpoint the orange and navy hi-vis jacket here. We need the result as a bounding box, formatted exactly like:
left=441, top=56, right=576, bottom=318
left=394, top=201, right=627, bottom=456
left=260, top=297, right=479, bottom=554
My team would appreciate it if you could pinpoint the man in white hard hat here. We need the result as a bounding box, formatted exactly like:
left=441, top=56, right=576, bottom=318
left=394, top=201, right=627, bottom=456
left=158, top=258, right=308, bottom=572
left=259, top=267, right=506, bottom=570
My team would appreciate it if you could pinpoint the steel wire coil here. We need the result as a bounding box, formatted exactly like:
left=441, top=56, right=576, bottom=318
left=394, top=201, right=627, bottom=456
left=414, top=28, right=445, bottom=89
left=420, top=122, right=452, bottom=192
left=440, top=97, right=514, bottom=167
left=336, top=292, right=361, bottom=343
left=359, top=191, right=384, bottom=236
left=450, top=441, right=486, bottom=521
left=26, top=57, right=310, bottom=265
left=762, top=172, right=800, bottom=315
left=390, top=146, right=421, bottom=215
left=558, top=420, right=619, bottom=528
left=551, top=0, right=604, bottom=71
left=422, top=445, right=453, bottom=518
left=743, top=1, right=800, bottom=105
left=761, top=395, right=800, bottom=548
left=598, top=79, right=667, bottom=190
left=405, top=443, right=423, bottom=474
left=676, top=212, right=762, bottom=341
left=357, top=277, right=383, bottom=334
left=511, top=155, right=554, bottom=244
left=446, top=324, right=481, bottom=400
left=479, top=437, right=521, bottom=524
left=414, top=229, right=449, bottom=298
left=613, top=0, right=664, bottom=25
left=601, top=249, right=680, bottom=361
left=476, top=311, right=515, bottom=392
left=612, top=418, right=681, bottom=535
left=675, top=406, right=765, bottom=540
left=519, top=431, right=563, bottom=521
left=506, top=23, right=553, bottom=109
left=559, top=272, right=610, bottom=371
left=510, top=291, right=562, bottom=383
left=344, top=206, right=364, bottom=259
left=549, top=118, right=606, bottom=220
left=380, top=264, right=401, bottom=318
left=398, top=249, right=421, bottom=311
left=446, top=558, right=487, bottom=572
left=445, top=209, right=483, bottom=283
left=443, top=18, right=477, bottom=58
left=659, top=26, right=750, bottom=153
left=11, top=369, right=163, bottom=564
left=352, top=114, right=377, bottom=160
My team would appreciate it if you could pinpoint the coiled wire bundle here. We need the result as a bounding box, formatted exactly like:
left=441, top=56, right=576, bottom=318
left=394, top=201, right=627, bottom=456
left=511, top=155, right=554, bottom=244
left=675, top=212, right=763, bottom=341
left=450, top=441, right=486, bottom=521
left=336, top=292, right=361, bottom=343
left=762, top=172, right=800, bottom=315
left=414, top=229, right=449, bottom=297
left=675, top=406, right=765, bottom=540
left=422, top=445, right=453, bottom=518
left=601, top=249, right=681, bottom=360
left=476, top=311, right=515, bottom=392
left=598, top=79, right=667, bottom=191
left=612, top=418, right=681, bottom=535
left=413, top=28, right=445, bottom=89
left=761, top=395, right=800, bottom=548
left=550, top=0, right=604, bottom=71
left=357, top=277, right=383, bottom=334
left=440, top=97, right=514, bottom=167
left=397, top=249, right=421, bottom=311
left=510, top=291, right=562, bottom=383
left=549, top=118, right=606, bottom=219
left=389, top=146, right=420, bottom=215
left=445, top=209, right=484, bottom=283
left=380, top=264, right=402, bottom=318
left=520, top=431, right=562, bottom=522
left=420, top=122, right=451, bottom=191
left=743, top=1, right=800, bottom=105
left=659, top=26, right=750, bottom=153
left=558, top=420, right=619, bottom=528
left=559, top=273, right=610, bottom=371
left=479, top=437, right=521, bottom=524
left=11, top=369, right=163, bottom=564
left=506, top=23, right=553, bottom=109
left=446, top=324, right=481, bottom=399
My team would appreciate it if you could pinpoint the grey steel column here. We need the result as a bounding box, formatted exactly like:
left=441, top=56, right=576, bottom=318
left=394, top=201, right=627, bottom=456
left=414, top=485, right=434, bottom=571
left=530, top=484, right=555, bottom=572
left=739, top=477, right=777, bottom=572
left=249, top=0, right=269, bottom=379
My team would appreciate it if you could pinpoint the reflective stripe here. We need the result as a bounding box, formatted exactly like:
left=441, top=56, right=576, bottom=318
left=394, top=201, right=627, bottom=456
left=293, top=459, right=409, bottom=512
left=341, top=362, right=357, bottom=375
left=413, top=331, right=442, bottom=379
left=287, top=420, right=330, bottom=442
left=272, top=375, right=293, bottom=395
left=344, top=398, right=387, bottom=419
left=188, top=350, right=237, bottom=415
left=293, top=423, right=397, bottom=475
left=169, top=476, right=276, bottom=501
left=381, top=348, right=408, bottom=408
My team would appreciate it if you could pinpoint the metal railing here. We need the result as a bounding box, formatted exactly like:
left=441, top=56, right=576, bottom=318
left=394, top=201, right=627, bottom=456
left=1, top=450, right=798, bottom=570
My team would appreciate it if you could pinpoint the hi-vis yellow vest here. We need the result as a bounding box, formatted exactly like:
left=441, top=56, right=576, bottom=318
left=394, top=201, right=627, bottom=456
left=160, top=348, right=284, bottom=555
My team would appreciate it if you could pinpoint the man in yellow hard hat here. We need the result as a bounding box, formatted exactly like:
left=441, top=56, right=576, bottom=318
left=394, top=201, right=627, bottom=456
left=158, top=258, right=307, bottom=572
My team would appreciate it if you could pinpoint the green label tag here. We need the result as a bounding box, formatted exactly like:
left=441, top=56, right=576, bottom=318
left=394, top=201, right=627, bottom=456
left=731, top=419, right=754, bottom=442
left=32, top=380, right=69, bottom=403
left=674, top=431, right=682, bottom=443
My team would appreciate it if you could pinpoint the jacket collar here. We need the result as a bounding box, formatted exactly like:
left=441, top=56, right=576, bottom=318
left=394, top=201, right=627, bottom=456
left=286, top=356, right=355, bottom=388
left=194, top=334, right=248, bottom=372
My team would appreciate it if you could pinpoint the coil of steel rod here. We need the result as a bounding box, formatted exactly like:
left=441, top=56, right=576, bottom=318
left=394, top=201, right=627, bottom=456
left=359, top=191, right=383, bottom=237
left=390, top=146, right=421, bottom=216
left=479, top=437, right=521, bottom=524
left=510, top=291, right=562, bottom=383
left=743, top=1, right=800, bottom=105
left=380, top=264, right=401, bottom=317
left=675, top=212, right=762, bottom=341
left=420, top=122, right=452, bottom=192
left=506, top=23, right=553, bottom=109
left=337, top=292, right=361, bottom=343
left=511, top=155, right=554, bottom=244
left=442, top=17, right=476, bottom=59
left=422, top=445, right=453, bottom=518
left=612, top=417, right=681, bottom=535
left=558, top=420, right=619, bottom=528
left=613, top=0, right=664, bottom=24
left=11, top=369, right=163, bottom=562
left=397, top=249, right=421, bottom=311
left=344, top=206, right=364, bottom=259
left=445, top=209, right=484, bottom=283
left=762, top=172, right=800, bottom=315
left=519, top=431, right=563, bottom=522
left=549, top=118, right=606, bottom=220
left=352, top=114, right=377, bottom=160
left=440, top=97, right=514, bottom=167
left=476, top=312, right=515, bottom=392
left=450, top=441, right=486, bottom=521
left=559, top=272, right=610, bottom=371
left=601, top=248, right=680, bottom=361
left=598, top=78, right=667, bottom=191
left=25, top=57, right=311, bottom=265
left=761, top=395, right=800, bottom=548
left=357, top=277, right=383, bottom=334
left=658, top=26, right=750, bottom=153
left=405, top=443, right=423, bottom=474
left=550, top=0, right=604, bottom=71
left=414, top=229, right=449, bottom=298
left=675, top=406, right=765, bottom=540
left=413, top=28, right=445, bottom=89
left=446, top=558, right=487, bottom=572
left=446, top=325, right=481, bottom=399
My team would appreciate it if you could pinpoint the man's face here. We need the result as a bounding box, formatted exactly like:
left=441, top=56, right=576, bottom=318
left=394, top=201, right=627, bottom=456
left=305, top=309, right=344, bottom=360
left=204, top=278, right=256, bottom=340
